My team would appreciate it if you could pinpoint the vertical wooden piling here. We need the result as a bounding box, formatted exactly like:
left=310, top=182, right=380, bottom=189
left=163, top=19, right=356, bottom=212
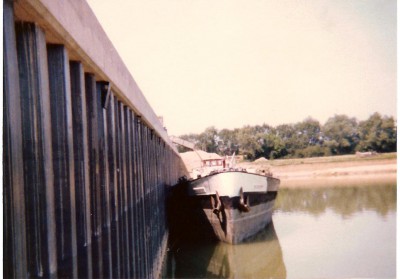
left=4, top=2, right=187, bottom=278
left=105, top=94, right=121, bottom=278
left=3, top=1, right=28, bottom=277
left=69, top=61, right=93, bottom=279
left=15, top=21, right=58, bottom=278
left=132, top=113, right=142, bottom=278
left=136, top=116, right=148, bottom=278
left=96, top=82, right=112, bottom=278
left=114, top=99, right=126, bottom=278
left=118, top=100, right=131, bottom=278
left=47, top=44, right=78, bottom=278
left=84, top=73, right=103, bottom=278
left=124, top=107, right=136, bottom=277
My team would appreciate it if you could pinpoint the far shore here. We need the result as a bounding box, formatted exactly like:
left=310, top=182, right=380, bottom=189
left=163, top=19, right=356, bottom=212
left=238, top=153, right=397, bottom=188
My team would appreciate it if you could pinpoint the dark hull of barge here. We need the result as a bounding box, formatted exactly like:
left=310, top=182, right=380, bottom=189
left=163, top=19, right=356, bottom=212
left=194, top=191, right=278, bottom=244
left=168, top=172, right=280, bottom=245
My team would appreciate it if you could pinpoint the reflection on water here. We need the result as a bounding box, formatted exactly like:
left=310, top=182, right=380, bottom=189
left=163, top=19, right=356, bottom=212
left=275, top=183, right=396, bottom=218
left=164, top=181, right=396, bottom=279
left=165, top=222, right=286, bottom=278
left=274, top=182, right=396, bottom=279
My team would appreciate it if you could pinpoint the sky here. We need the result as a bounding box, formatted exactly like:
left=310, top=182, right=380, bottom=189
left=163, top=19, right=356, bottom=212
left=87, top=0, right=396, bottom=136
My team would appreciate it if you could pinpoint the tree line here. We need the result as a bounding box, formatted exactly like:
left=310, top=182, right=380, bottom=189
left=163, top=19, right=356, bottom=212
left=177, top=112, right=397, bottom=160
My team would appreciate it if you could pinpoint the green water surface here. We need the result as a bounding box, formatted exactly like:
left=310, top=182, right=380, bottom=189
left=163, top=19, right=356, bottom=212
left=165, top=181, right=396, bottom=278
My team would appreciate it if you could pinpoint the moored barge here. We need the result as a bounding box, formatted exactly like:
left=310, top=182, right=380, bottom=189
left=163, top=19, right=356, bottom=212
left=186, top=169, right=280, bottom=244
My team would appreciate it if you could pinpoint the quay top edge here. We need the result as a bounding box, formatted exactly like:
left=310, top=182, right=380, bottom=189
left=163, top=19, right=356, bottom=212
left=13, top=0, right=179, bottom=154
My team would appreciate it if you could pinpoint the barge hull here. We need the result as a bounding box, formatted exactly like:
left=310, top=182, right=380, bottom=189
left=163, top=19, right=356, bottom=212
left=168, top=171, right=280, bottom=245
left=197, top=191, right=277, bottom=244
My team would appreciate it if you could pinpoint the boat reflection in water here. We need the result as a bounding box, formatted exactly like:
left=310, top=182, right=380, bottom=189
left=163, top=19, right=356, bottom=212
left=166, top=222, right=286, bottom=278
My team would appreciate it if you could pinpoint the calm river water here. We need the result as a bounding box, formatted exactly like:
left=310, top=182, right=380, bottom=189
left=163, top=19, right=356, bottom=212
left=164, top=180, right=396, bottom=278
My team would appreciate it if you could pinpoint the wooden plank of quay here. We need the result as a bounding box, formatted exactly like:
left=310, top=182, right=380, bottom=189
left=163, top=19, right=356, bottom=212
left=16, top=21, right=58, bottom=278
left=47, top=44, right=78, bottom=278
left=69, top=61, right=93, bottom=279
left=3, top=1, right=28, bottom=277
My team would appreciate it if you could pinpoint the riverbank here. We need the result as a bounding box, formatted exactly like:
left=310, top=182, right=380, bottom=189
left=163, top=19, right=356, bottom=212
left=238, top=153, right=397, bottom=188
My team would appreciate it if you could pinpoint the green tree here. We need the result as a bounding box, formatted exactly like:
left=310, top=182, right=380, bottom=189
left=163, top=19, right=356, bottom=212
left=322, top=115, right=359, bottom=155
left=261, top=132, right=287, bottom=159
left=294, top=145, right=332, bottom=158
left=236, top=125, right=262, bottom=160
left=218, top=128, right=239, bottom=155
left=177, top=112, right=396, bottom=158
left=357, top=112, right=396, bottom=152
left=197, top=126, right=219, bottom=152
left=275, top=124, right=297, bottom=156
left=294, top=117, right=322, bottom=147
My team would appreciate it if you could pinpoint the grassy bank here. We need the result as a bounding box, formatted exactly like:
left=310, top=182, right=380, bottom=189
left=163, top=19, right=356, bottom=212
left=243, top=152, right=396, bottom=167
left=238, top=152, right=397, bottom=188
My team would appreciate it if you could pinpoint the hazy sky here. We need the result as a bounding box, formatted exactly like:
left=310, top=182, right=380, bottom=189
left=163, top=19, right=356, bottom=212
left=87, top=0, right=396, bottom=136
